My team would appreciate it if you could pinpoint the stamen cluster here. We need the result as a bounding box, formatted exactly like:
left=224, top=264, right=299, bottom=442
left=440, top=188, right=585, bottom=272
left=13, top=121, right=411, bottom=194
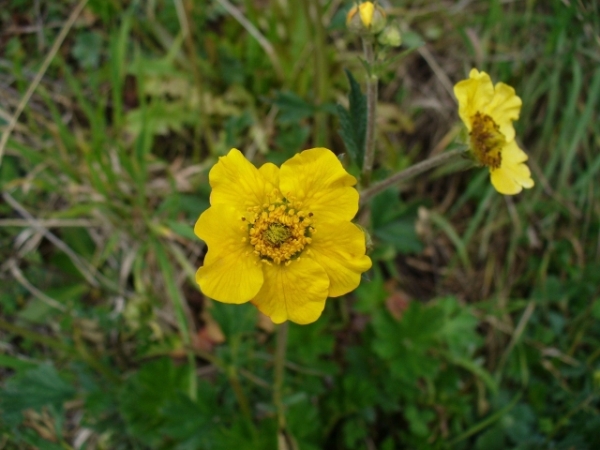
left=245, top=192, right=313, bottom=265
left=469, top=112, right=506, bottom=169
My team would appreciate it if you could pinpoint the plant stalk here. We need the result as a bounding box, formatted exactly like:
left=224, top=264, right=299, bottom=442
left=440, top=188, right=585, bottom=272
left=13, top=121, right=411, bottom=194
left=273, top=322, right=289, bottom=431
left=361, top=37, right=378, bottom=187
left=303, top=0, right=329, bottom=146
left=359, top=148, right=467, bottom=206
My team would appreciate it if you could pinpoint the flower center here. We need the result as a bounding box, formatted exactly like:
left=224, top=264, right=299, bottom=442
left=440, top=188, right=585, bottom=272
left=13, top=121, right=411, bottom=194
left=244, top=193, right=313, bottom=265
left=264, top=223, right=291, bottom=246
left=469, top=112, right=506, bottom=169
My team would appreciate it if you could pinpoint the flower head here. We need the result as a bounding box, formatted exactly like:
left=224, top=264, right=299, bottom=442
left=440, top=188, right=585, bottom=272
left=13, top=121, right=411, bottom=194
left=454, top=69, right=534, bottom=195
left=194, top=148, right=371, bottom=325
left=347, top=1, right=386, bottom=35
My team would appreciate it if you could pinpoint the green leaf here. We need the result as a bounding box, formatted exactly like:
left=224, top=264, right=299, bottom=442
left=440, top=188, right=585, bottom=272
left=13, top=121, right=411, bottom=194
left=167, top=220, right=198, bottom=241
left=354, top=266, right=387, bottom=313
left=0, top=364, right=76, bottom=423
left=287, top=316, right=336, bottom=374
left=337, top=70, right=367, bottom=167
left=373, top=296, right=492, bottom=396
left=372, top=303, right=443, bottom=384
left=592, top=298, right=600, bottom=320
left=0, top=354, right=38, bottom=372
left=404, top=405, right=436, bottom=437
left=211, top=301, right=257, bottom=341
left=273, top=91, right=316, bottom=124
left=437, top=297, right=482, bottom=357
left=371, top=189, right=423, bottom=254
left=72, top=31, right=103, bottom=70
left=119, top=358, right=191, bottom=445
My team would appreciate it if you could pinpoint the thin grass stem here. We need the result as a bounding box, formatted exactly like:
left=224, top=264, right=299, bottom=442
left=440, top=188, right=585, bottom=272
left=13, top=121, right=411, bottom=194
left=303, top=0, right=329, bottom=146
left=216, top=0, right=284, bottom=80
left=274, top=322, right=289, bottom=432
left=361, top=38, right=378, bottom=187
left=0, top=0, right=89, bottom=168
left=359, top=148, right=467, bottom=206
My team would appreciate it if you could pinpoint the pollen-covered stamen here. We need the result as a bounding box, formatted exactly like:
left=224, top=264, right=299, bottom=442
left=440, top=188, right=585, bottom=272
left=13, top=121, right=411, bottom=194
left=248, top=195, right=313, bottom=265
left=469, top=112, right=506, bottom=169
left=265, top=223, right=291, bottom=246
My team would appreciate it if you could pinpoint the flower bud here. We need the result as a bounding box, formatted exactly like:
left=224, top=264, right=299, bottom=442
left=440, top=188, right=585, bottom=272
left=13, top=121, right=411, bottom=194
left=378, top=23, right=402, bottom=47
left=346, top=2, right=387, bottom=35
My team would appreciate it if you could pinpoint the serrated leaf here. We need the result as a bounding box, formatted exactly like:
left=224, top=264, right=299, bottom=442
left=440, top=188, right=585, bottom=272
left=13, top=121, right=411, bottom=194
left=437, top=297, right=482, bottom=357
left=119, top=358, right=191, bottom=445
left=371, top=189, right=423, bottom=254
left=372, top=303, right=444, bottom=383
left=336, top=105, right=359, bottom=162
left=0, top=364, right=76, bottom=421
left=211, top=301, right=257, bottom=340
left=287, top=317, right=336, bottom=374
left=161, top=394, right=209, bottom=438
left=337, top=70, right=367, bottom=167
left=273, top=91, right=316, bottom=124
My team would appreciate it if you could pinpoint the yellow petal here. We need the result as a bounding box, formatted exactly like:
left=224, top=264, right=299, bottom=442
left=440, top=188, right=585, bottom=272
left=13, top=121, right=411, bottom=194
left=195, top=205, right=263, bottom=303
left=209, top=149, right=274, bottom=212
left=490, top=168, right=523, bottom=195
left=259, top=162, right=279, bottom=187
left=251, top=257, right=330, bottom=325
left=279, top=148, right=359, bottom=223
left=358, top=2, right=375, bottom=27
left=502, top=139, right=528, bottom=164
left=485, top=82, right=522, bottom=142
left=454, top=69, right=494, bottom=130
left=489, top=142, right=534, bottom=195
left=308, top=221, right=372, bottom=297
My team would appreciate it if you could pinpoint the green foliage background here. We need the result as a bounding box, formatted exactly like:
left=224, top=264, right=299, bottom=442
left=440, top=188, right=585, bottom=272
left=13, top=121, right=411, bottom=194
left=1, top=0, right=599, bottom=448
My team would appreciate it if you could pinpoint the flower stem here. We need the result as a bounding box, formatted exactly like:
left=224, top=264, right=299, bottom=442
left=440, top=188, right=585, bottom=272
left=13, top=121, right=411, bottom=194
left=302, top=0, right=329, bottom=146
left=228, top=367, right=254, bottom=424
left=361, top=37, right=378, bottom=187
left=273, top=321, right=289, bottom=431
left=359, top=148, right=467, bottom=206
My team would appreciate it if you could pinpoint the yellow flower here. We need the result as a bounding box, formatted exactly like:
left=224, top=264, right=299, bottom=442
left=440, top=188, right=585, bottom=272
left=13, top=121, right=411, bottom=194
left=454, top=69, right=534, bottom=195
left=194, top=148, right=372, bottom=325
left=347, top=2, right=386, bottom=34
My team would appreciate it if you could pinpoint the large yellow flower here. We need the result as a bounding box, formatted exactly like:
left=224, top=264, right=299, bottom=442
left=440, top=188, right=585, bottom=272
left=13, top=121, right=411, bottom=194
left=454, top=69, right=534, bottom=195
left=194, top=148, right=371, bottom=325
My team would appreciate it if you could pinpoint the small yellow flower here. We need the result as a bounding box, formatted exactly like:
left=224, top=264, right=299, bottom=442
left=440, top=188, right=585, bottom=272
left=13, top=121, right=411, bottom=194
left=347, top=2, right=386, bottom=34
left=454, top=69, right=534, bottom=195
left=194, top=148, right=372, bottom=325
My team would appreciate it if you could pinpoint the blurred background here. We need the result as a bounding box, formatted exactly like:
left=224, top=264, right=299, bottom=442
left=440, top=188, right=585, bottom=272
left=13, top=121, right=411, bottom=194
left=1, top=0, right=599, bottom=448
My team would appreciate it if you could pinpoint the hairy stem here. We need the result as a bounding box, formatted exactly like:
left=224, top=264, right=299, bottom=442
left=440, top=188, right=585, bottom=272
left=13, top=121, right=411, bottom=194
left=304, top=0, right=329, bottom=146
left=359, top=149, right=467, bottom=206
left=361, top=38, right=378, bottom=187
left=273, top=322, right=289, bottom=431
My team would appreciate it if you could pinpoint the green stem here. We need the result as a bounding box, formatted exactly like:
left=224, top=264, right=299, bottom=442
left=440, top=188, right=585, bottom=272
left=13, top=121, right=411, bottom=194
left=303, top=0, right=329, bottom=146
left=448, top=391, right=522, bottom=445
left=359, top=148, right=467, bottom=206
left=228, top=366, right=254, bottom=424
left=180, top=0, right=209, bottom=161
left=154, top=241, right=197, bottom=400
left=0, top=0, right=89, bottom=168
left=0, top=318, right=71, bottom=353
left=361, top=37, right=378, bottom=187
left=217, top=0, right=284, bottom=80
left=273, top=322, right=289, bottom=431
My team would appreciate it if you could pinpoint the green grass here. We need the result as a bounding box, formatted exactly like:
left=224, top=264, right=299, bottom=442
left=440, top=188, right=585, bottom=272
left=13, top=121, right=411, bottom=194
left=1, top=0, right=600, bottom=448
